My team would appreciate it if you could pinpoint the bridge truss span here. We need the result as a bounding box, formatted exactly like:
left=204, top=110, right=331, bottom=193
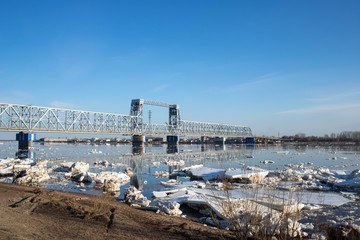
left=0, top=103, right=135, bottom=134
left=178, top=120, right=252, bottom=137
left=0, top=102, right=252, bottom=137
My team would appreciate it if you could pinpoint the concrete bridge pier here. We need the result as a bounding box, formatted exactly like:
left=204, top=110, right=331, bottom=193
left=16, top=132, right=36, bottom=159
left=167, top=136, right=179, bottom=144
left=132, top=135, right=145, bottom=155
left=167, top=136, right=179, bottom=154
left=132, top=135, right=145, bottom=146
left=214, top=137, right=226, bottom=145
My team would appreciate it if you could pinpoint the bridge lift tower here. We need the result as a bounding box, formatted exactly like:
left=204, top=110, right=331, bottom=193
left=130, top=99, right=180, bottom=145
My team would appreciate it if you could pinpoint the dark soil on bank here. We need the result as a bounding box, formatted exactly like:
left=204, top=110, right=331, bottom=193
left=0, top=182, right=235, bottom=240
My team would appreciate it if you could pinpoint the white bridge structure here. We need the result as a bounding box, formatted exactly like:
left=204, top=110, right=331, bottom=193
left=0, top=99, right=252, bottom=138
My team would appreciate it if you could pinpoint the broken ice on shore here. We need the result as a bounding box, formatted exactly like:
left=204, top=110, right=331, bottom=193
left=151, top=164, right=358, bottom=236
left=123, top=186, right=150, bottom=207
left=152, top=179, right=351, bottom=216
left=51, top=161, right=131, bottom=193
left=0, top=158, right=50, bottom=184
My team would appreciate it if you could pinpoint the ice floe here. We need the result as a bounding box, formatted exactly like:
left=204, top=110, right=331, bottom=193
left=157, top=201, right=182, bottom=216
left=94, top=171, right=130, bottom=185
left=225, top=167, right=269, bottom=183
left=153, top=171, right=169, bottom=178
left=124, top=186, right=150, bottom=207
left=94, top=160, right=109, bottom=167
left=14, top=160, right=50, bottom=185
left=70, top=162, right=89, bottom=173
left=69, top=171, right=93, bottom=183
left=188, top=167, right=225, bottom=181
left=103, top=178, right=121, bottom=192
left=260, top=160, right=275, bottom=164
left=89, top=149, right=102, bottom=154
left=181, top=164, right=203, bottom=172
left=165, top=160, right=184, bottom=166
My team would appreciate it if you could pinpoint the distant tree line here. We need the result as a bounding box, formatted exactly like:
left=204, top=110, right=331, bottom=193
left=281, top=131, right=360, bottom=143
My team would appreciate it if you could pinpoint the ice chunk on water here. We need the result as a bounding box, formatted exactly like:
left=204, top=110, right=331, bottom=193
left=103, top=179, right=121, bottom=192
left=153, top=171, right=169, bottom=178
left=152, top=191, right=168, bottom=198
left=157, top=201, right=182, bottom=216
left=124, top=186, right=150, bottom=207
left=189, top=167, right=225, bottom=180
left=165, top=160, right=184, bottom=166
left=181, top=164, right=204, bottom=172
left=71, top=171, right=92, bottom=183
left=225, top=168, right=269, bottom=183
left=0, top=159, right=12, bottom=167
left=14, top=160, right=50, bottom=185
left=70, top=162, right=89, bottom=173
left=95, top=171, right=130, bottom=184
left=0, top=165, right=14, bottom=176
left=335, top=178, right=360, bottom=190
left=347, top=169, right=360, bottom=180
left=60, top=162, right=75, bottom=171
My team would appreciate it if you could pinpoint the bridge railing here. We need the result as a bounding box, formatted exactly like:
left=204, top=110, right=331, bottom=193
left=0, top=103, right=252, bottom=137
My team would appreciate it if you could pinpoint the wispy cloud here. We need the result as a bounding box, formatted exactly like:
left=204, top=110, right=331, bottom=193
left=153, top=84, right=168, bottom=93
left=279, top=103, right=360, bottom=114
left=223, top=72, right=288, bottom=93
left=307, top=90, right=360, bottom=102
left=49, top=101, right=77, bottom=109
left=257, top=72, right=281, bottom=80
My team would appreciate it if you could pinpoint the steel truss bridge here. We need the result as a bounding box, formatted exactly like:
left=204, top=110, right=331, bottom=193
left=0, top=99, right=252, bottom=137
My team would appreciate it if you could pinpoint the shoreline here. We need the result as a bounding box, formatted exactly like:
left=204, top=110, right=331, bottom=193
left=1, top=143, right=360, bottom=239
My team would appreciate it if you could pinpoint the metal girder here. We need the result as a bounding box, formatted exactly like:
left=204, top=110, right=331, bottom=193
left=0, top=102, right=252, bottom=137
left=130, top=99, right=180, bottom=127
left=143, top=99, right=171, bottom=108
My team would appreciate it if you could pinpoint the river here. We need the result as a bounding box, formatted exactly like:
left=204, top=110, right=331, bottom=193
left=1, top=141, right=359, bottom=199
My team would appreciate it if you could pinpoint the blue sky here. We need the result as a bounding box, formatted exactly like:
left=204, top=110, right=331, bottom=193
left=0, top=0, right=359, bottom=137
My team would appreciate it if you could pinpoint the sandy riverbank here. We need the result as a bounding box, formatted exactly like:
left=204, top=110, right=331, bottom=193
left=0, top=182, right=234, bottom=240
